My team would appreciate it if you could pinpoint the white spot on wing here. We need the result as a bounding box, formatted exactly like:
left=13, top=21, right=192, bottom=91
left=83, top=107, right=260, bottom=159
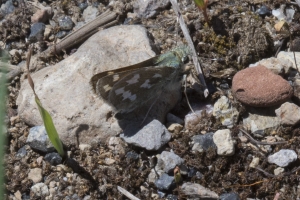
left=114, top=87, right=136, bottom=101
left=153, top=73, right=162, bottom=78
left=140, top=79, right=152, bottom=88
left=113, top=74, right=119, bottom=82
left=115, top=87, right=125, bottom=95
left=126, top=74, right=140, bottom=85
left=103, top=84, right=112, bottom=92
left=122, top=91, right=136, bottom=101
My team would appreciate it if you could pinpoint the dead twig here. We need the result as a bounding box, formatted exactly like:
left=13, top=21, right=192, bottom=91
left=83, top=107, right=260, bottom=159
left=117, top=186, right=140, bottom=200
left=170, top=0, right=209, bottom=98
left=42, top=10, right=118, bottom=56
left=239, top=128, right=287, bottom=146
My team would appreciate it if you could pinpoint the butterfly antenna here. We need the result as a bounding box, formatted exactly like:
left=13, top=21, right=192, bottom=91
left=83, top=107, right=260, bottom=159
left=183, top=74, right=195, bottom=114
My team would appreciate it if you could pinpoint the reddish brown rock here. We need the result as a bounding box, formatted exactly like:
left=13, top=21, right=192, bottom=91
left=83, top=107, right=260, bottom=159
left=232, top=65, right=293, bottom=107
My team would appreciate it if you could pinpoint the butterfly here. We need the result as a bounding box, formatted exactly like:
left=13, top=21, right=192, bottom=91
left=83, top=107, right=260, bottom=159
left=90, top=46, right=190, bottom=115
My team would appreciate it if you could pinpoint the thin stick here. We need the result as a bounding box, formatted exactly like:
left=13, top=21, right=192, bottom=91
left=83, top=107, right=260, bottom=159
left=239, top=128, right=287, bottom=145
left=117, top=186, right=141, bottom=200
left=170, top=0, right=209, bottom=98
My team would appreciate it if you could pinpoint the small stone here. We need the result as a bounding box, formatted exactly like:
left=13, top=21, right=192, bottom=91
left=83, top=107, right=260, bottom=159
left=31, top=183, right=49, bottom=197
left=28, top=23, right=46, bottom=43
left=167, top=123, right=183, bottom=134
left=26, top=126, right=55, bottom=153
left=16, top=146, right=27, bottom=158
left=166, top=194, right=178, bottom=200
left=181, top=182, right=219, bottom=199
left=105, top=158, right=115, bottom=165
left=250, top=57, right=295, bottom=76
left=249, top=157, right=260, bottom=168
left=31, top=7, right=52, bottom=23
left=191, top=132, right=216, bottom=153
left=184, top=103, right=214, bottom=130
left=14, top=190, right=21, bottom=200
left=56, top=31, right=68, bottom=39
left=156, top=151, right=184, bottom=173
left=82, top=6, right=99, bottom=22
left=268, top=149, right=297, bottom=167
left=154, top=173, right=175, bottom=190
left=44, top=152, right=62, bottom=165
left=220, top=192, right=241, bottom=200
left=213, top=96, right=239, bottom=128
left=108, top=137, right=126, bottom=156
left=78, top=2, right=88, bottom=11
left=79, top=144, right=92, bottom=151
left=126, top=152, right=139, bottom=160
left=277, top=52, right=300, bottom=72
left=256, top=5, right=271, bottom=16
left=274, top=167, right=285, bottom=175
left=243, top=107, right=280, bottom=136
left=133, top=0, right=170, bottom=19
left=232, top=65, right=293, bottom=107
left=213, top=129, right=235, bottom=156
left=275, top=102, right=300, bottom=125
left=58, top=16, right=74, bottom=31
left=120, top=119, right=171, bottom=151
left=28, top=168, right=43, bottom=183
left=291, top=38, right=300, bottom=52
left=1, top=0, right=15, bottom=15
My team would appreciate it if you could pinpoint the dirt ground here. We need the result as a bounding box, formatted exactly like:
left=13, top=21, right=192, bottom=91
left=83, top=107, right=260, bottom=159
left=3, top=0, right=300, bottom=199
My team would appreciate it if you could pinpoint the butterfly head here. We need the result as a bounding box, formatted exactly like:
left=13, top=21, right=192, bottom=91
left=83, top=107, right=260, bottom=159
left=171, top=45, right=191, bottom=62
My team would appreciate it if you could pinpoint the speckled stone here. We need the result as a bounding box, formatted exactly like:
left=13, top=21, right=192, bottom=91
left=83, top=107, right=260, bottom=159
left=232, top=65, right=293, bottom=107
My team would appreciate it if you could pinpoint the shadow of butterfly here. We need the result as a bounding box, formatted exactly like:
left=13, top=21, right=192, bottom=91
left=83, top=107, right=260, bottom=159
left=90, top=46, right=190, bottom=115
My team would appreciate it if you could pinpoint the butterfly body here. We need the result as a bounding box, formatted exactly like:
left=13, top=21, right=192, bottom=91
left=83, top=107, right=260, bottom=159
left=90, top=46, right=190, bottom=114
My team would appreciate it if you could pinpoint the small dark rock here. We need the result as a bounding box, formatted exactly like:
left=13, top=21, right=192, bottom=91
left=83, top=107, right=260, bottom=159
left=28, top=23, right=46, bottom=43
left=1, top=0, right=15, bottom=15
left=220, top=192, right=240, bottom=200
left=16, top=146, right=27, bottom=158
left=126, top=151, right=139, bottom=160
left=58, top=16, right=73, bottom=31
left=155, top=173, right=175, bottom=190
left=166, top=194, right=178, bottom=200
left=157, top=190, right=166, bottom=198
left=256, top=5, right=271, bottom=16
left=44, top=152, right=62, bottom=165
left=192, top=132, right=217, bottom=151
left=56, top=31, right=68, bottom=39
left=78, top=2, right=88, bottom=11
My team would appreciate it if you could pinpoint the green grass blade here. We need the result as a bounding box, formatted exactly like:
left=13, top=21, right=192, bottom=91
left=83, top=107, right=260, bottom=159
left=35, top=97, right=65, bottom=157
left=0, top=54, right=8, bottom=198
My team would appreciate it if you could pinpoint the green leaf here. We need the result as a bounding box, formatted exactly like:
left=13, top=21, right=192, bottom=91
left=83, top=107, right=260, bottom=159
left=194, top=0, right=205, bottom=8
left=35, top=97, right=65, bottom=157
left=0, top=52, right=8, bottom=199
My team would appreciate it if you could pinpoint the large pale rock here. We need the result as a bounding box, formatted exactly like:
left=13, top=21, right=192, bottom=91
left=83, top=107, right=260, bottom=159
left=275, top=102, right=300, bottom=125
left=243, top=107, right=280, bottom=136
left=17, top=25, right=159, bottom=145
left=232, top=65, right=293, bottom=107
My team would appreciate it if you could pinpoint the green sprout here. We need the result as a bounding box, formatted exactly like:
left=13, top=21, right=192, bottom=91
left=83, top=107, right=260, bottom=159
left=194, top=0, right=209, bottom=24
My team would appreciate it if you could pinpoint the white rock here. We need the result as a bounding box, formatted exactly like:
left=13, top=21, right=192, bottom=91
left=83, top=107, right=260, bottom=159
left=79, top=144, right=92, bottom=151
left=243, top=107, right=280, bottom=136
left=268, top=149, right=297, bottom=167
left=275, top=102, right=300, bottom=126
left=274, top=167, right=284, bottom=175
left=213, top=129, right=235, bottom=156
left=17, top=25, right=157, bottom=146
left=277, top=51, right=300, bottom=72
left=213, top=96, right=239, bottom=128
left=181, top=182, right=219, bottom=199
left=31, top=183, right=49, bottom=197
left=249, top=157, right=260, bottom=168
left=28, top=168, right=43, bottom=183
